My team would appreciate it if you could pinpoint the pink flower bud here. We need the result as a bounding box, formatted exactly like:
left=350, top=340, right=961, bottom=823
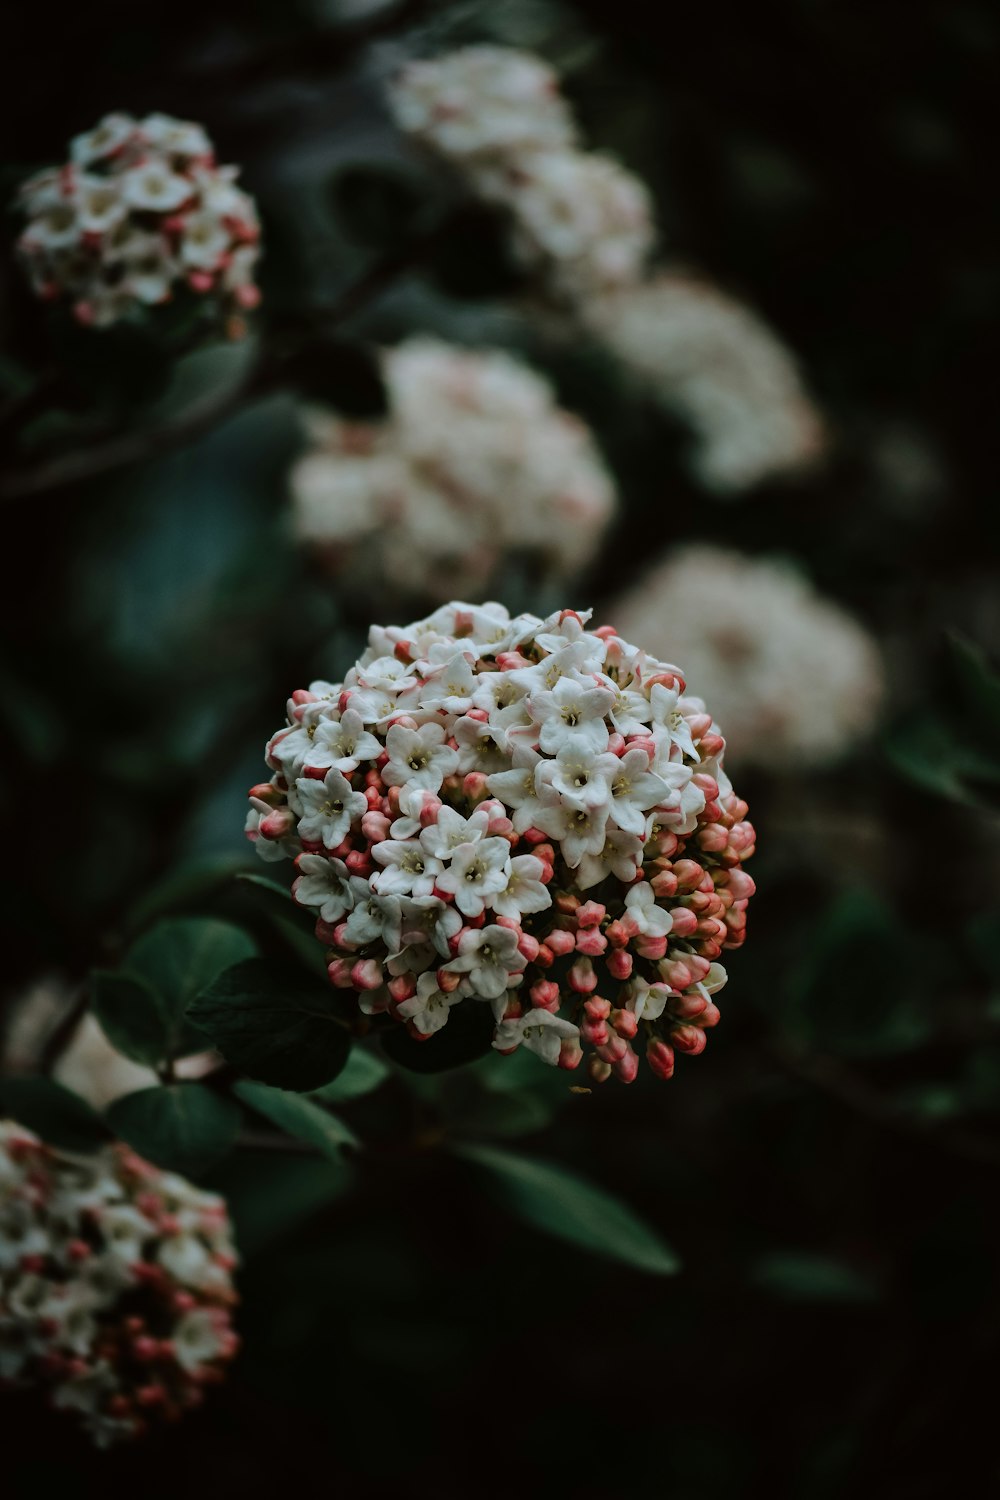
left=635, top=934, right=668, bottom=960
left=546, top=928, right=576, bottom=958
left=612, top=1045, right=639, bottom=1083
left=260, top=808, right=295, bottom=840
left=351, top=959, right=383, bottom=991
left=596, top=1034, right=627, bottom=1064
left=437, top=967, right=463, bottom=993
left=388, top=975, right=416, bottom=1003
left=667, top=906, right=698, bottom=937
left=517, top=932, right=540, bottom=963
left=575, top=926, right=608, bottom=956
left=361, top=811, right=391, bottom=843
left=588, top=1057, right=613, bottom=1084
left=670, top=1025, right=708, bottom=1055
left=647, top=1040, right=675, bottom=1080
left=611, top=1008, right=638, bottom=1040
left=344, top=850, right=373, bottom=876
left=607, top=948, right=633, bottom=981
left=463, top=772, right=489, bottom=803
left=558, top=1039, right=584, bottom=1071
left=568, top=957, right=598, bottom=994
left=529, top=980, right=560, bottom=1010
left=327, top=959, right=354, bottom=988
left=581, top=1017, right=609, bottom=1047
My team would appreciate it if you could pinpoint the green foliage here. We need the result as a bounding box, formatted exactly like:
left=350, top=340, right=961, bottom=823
left=329, top=161, right=435, bottom=251
left=188, top=957, right=352, bottom=1090
left=234, top=1079, right=359, bottom=1157
left=106, top=1082, right=241, bottom=1176
left=0, top=1077, right=111, bottom=1154
left=749, top=1252, right=880, bottom=1304
left=885, top=632, right=1000, bottom=808
left=455, top=1142, right=680, bottom=1275
left=91, top=916, right=256, bottom=1066
left=212, top=1152, right=354, bottom=1258
left=313, top=1046, right=389, bottom=1103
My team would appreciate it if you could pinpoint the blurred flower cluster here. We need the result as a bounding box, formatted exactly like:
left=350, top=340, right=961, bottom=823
left=0, top=1120, right=238, bottom=1446
left=291, top=336, right=616, bottom=604
left=248, top=601, right=755, bottom=1084
left=389, top=46, right=655, bottom=305
left=15, top=111, right=261, bottom=331
left=610, top=547, right=884, bottom=767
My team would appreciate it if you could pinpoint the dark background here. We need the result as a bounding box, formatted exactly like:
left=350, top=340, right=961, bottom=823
left=2, top=2, right=1000, bottom=1495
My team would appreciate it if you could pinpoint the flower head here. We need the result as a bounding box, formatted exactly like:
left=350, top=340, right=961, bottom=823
left=15, top=112, right=260, bottom=331
left=249, top=601, right=757, bottom=1084
left=0, top=1121, right=238, bottom=1446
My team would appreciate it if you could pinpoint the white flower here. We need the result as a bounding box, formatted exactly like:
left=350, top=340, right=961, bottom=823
left=607, top=747, right=672, bottom=834
left=301, top=709, right=381, bottom=774
left=445, top=925, right=527, bottom=1005
left=382, top=723, right=458, bottom=793
left=491, top=854, right=552, bottom=920
left=292, top=854, right=353, bottom=922
left=75, top=175, right=127, bottom=236
left=418, top=805, right=489, bottom=861
left=293, top=769, right=367, bottom=849
left=396, top=971, right=464, bottom=1035
left=370, top=839, right=442, bottom=897
left=172, top=1308, right=225, bottom=1374
left=485, top=747, right=551, bottom=834
left=624, top=881, right=674, bottom=939
left=119, top=162, right=193, bottom=212
left=537, top=743, right=617, bottom=809
left=397, top=896, right=463, bottom=959
left=576, top=829, right=646, bottom=890
left=71, top=113, right=135, bottom=165
left=452, top=714, right=509, bottom=774
left=434, top=837, right=512, bottom=918
left=627, top=977, right=672, bottom=1022
left=139, top=113, right=213, bottom=159
left=533, top=797, right=610, bottom=869
left=528, top=676, right=616, bottom=755
left=493, top=1009, right=579, bottom=1065
left=340, top=882, right=403, bottom=952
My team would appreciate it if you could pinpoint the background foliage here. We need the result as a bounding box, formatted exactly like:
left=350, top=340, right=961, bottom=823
left=2, top=0, right=1000, bottom=1495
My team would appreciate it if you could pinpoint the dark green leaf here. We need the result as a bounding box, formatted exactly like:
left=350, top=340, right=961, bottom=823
left=749, top=1252, right=879, bottom=1304
left=381, top=1001, right=496, bottom=1074
left=948, top=631, right=1000, bottom=749
left=455, top=1143, right=680, bottom=1275
left=90, top=969, right=170, bottom=1066
left=211, top=1153, right=353, bottom=1257
left=234, top=1079, right=359, bottom=1157
left=188, top=957, right=351, bottom=1091
left=122, top=917, right=257, bottom=1059
left=0, top=1077, right=111, bottom=1154
left=312, top=1047, right=388, bottom=1103
left=107, top=1084, right=241, bottom=1176
left=330, top=161, right=431, bottom=249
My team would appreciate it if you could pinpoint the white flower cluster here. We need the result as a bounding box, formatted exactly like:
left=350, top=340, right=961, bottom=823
left=15, top=112, right=261, bottom=331
left=388, top=46, right=654, bottom=305
left=587, top=271, right=825, bottom=494
left=610, top=547, right=883, bottom=767
left=248, top=602, right=756, bottom=1084
left=291, top=337, right=616, bottom=604
left=0, top=1121, right=238, bottom=1446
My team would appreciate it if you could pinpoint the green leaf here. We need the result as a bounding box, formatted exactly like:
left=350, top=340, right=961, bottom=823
left=749, top=1252, right=879, bottom=1304
left=455, top=1143, right=680, bottom=1275
left=0, top=1077, right=111, bottom=1154
left=948, top=631, right=1000, bottom=748
left=330, top=161, right=431, bottom=250
left=106, top=1084, right=241, bottom=1177
left=211, top=1153, right=353, bottom=1257
left=234, top=1079, right=359, bottom=1157
left=312, top=1046, right=388, bottom=1103
left=90, top=969, right=172, bottom=1066
left=127, top=917, right=257, bottom=1058
left=884, top=712, right=1000, bottom=806
left=232, top=873, right=329, bottom=979
left=187, top=957, right=351, bottom=1091
left=381, top=1001, right=496, bottom=1074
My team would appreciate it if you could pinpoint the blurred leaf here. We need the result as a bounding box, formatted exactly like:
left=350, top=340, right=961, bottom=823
left=424, top=203, right=524, bottom=299
left=188, top=957, right=351, bottom=1091
left=123, top=856, right=253, bottom=936
left=967, top=911, right=1000, bottom=983
left=232, top=873, right=329, bottom=979
left=947, top=631, right=1000, bottom=748
left=381, top=1002, right=496, bottom=1074
left=126, top=917, right=257, bottom=1059
left=0, top=1077, right=111, bottom=1154
left=455, top=1143, right=680, bottom=1275
left=330, top=160, right=431, bottom=250
left=107, top=1083, right=240, bottom=1176
left=211, top=1151, right=353, bottom=1257
left=90, top=969, right=170, bottom=1066
left=749, top=1252, right=879, bottom=1304
left=313, top=1046, right=388, bottom=1103
left=234, top=1079, right=359, bottom=1157
left=784, top=888, right=930, bottom=1054
left=885, top=712, right=1000, bottom=806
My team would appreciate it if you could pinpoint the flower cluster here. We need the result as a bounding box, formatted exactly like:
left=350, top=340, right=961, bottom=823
left=248, top=602, right=755, bottom=1084
left=610, top=547, right=883, bottom=767
left=587, top=271, right=825, bottom=494
left=291, top=337, right=616, bottom=605
left=0, top=1121, right=238, bottom=1446
left=15, top=112, right=261, bottom=331
left=388, top=47, right=654, bottom=306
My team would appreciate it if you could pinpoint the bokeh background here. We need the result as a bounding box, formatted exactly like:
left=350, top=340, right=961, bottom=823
left=3, top=1, right=1000, bottom=1495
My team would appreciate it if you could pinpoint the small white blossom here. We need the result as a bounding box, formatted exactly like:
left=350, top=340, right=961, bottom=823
left=493, top=1009, right=579, bottom=1065
left=292, top=769, right=367, bottom=850
left=434, top=837, right=512, bottom=918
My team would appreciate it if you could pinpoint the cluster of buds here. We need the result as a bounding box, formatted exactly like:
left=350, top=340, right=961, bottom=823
left=388, top=47, right=654, bottom=306
left=611, top=546, right=883, bottom=768
left=0, top=1121, right=238, bottom=1446
left=15, top=112, right=261, bottom=333
left=291, top=337, right=616, bottom=605
left=247, top=601, right=755, bottom=1084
